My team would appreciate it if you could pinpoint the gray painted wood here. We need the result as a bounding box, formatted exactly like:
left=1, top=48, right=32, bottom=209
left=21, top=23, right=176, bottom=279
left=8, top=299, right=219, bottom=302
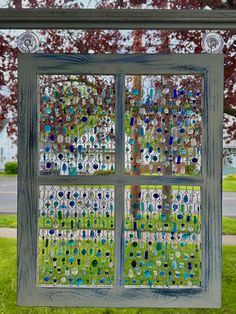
left=201, top=54, right=224, bottom=306
left=37, top=175, right=202, bottom=186
left=0, top=9, right=235, bottom=29
left=18, top=53, right=223, bottom=308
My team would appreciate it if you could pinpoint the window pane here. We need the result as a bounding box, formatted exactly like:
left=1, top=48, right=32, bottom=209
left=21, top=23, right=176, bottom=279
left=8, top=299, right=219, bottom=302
left=124, top=185, right=201, bottom=287
left=39, top=75, right=115, bottom=176
left=125, top=75, right=202, bottom=176
left=38, top=185, right=115, bottom=287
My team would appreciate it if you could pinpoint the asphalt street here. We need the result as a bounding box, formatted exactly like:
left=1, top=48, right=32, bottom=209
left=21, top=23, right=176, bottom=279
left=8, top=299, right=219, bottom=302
left=0, top=176, right=235, bottom=216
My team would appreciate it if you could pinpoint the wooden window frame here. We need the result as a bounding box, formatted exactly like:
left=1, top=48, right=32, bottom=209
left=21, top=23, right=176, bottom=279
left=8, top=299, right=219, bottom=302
left=17, top=53, right=223, bottom=308
left=0, top=9, right=235, bottom=29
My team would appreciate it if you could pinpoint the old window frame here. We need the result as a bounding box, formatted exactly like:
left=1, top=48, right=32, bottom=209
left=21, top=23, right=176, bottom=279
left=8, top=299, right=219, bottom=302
left=17, top=53, right=223, bottom=308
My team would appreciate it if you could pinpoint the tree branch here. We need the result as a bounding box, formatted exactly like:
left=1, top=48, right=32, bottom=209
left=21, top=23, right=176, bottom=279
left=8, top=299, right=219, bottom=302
left=224, top=107, right=236, bottom=117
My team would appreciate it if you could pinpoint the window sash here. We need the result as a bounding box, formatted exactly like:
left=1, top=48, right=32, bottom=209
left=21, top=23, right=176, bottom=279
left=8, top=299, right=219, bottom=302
left=18, top=53, right=223, bottom=307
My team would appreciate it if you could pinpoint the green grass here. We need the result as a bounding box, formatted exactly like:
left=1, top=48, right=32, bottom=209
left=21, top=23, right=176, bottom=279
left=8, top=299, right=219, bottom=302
left=1, top=214, right=236, bottom=235
left=222, top=216, right=236, bottom=235
left=0, top=238, right=236, bottom=313
left=0, top=215, right=17, bottom=228
left=0, top=172, right=17, bottom=176
left=222, top=179, right=236, bottom=192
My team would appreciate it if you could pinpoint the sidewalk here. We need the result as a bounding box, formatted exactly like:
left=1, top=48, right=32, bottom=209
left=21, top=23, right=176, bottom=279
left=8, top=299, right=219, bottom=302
left=1, top=228, right=236, bottom=245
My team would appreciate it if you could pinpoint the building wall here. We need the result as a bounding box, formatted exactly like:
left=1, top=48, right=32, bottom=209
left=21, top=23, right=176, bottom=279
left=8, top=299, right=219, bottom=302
left=0, top=124, right=17, bottom=171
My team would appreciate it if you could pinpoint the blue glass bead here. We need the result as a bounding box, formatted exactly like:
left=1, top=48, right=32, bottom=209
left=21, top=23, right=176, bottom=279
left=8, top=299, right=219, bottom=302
left=82, top=116, right=87, bottom=122
left=68, top=239, right=74, bottom=246
left=81, top=248, right=86, bottom=255
left=44, top=145, right=50, bottom=153
left=157, top=127, right=162, bottom=133
left=44, top=275, right=50, bottom=282
left=177, top=214, right=183, bottom=220
left=183, top=195, right=188, bottom=203
left=136, top=213, right=142, bottom=220
left=147, top=261, right=152, bottom=267
left=144, top=270, right=151, bottom=278
left=145, top=117, right=150, bottom=123
left=153, top=193, right=159, bottom=199
left=192, top=158, right=198, bottom=163
left=188, top=262, right=192, bottom=270
left=76, top=278, right=83, bottom=286
left=140, top=127, right=145, bottom=136
left=42, top=95, right=49, bottom=102
left=149, top=88, right=154, bottom=99
left=184, top=272, right=189, bottom=279
left=44, top=125, right=51, bottom=132
left=177, top=156, right=181, bottom=164
left=100, top=278, right=105, bottom=284
left=188, top=91, right=193, bottom=97
left=160, top=271, right=165, bottom=277
left=69, top=256, right=75, bottom=264
left=49, top=229, right=55, bottom=235
left=172, top=261, right=177, bottom=270
left=69, top=107, right=74, bottom=114
left=182, top=233, right=189, bottom=240
left=62, top=163, right=67, bottom=172
left=156, top=242, right=162, bottom=251
left=70, top=145, right=74, bottom=152
left=160, top=214, right=167, bottom=221
left=145, top=97, right=151, bottom=106
left=148, top=280, right=153, bottom=286
left=169, top=136, right=173, bottom=145
left=173, top=89, right=177, bottom=98
left=130, top=117, right=134, bottom=126
left=132, top=260, right=137, bottom=268
left=132, top=89, right=139, bottom=95
left=101, top=239, right=106, bottom=245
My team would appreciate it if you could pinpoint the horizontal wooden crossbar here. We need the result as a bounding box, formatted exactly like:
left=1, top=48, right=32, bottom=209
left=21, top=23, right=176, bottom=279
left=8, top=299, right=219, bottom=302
left=0, top=9, right=235, bottom=29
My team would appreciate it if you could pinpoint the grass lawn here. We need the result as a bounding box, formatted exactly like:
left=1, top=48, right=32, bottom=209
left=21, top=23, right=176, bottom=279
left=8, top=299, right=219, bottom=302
left=0, top=214, right=17, bottom=228
left=0, top=238, right=236, bottom=313
left=1, top=214, right=236, bottom=235
left=222, top=178, right=236, bottom=192
left=0, top=172, right=17, bottom=176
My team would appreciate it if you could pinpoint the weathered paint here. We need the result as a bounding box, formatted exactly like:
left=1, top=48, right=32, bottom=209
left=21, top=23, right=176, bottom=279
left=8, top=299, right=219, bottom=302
left=17, top=53, right=223, bottom=308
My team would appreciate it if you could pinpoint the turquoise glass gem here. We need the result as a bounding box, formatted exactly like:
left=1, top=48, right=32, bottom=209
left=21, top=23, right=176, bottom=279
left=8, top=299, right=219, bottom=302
left=132, top=89, right=139, bottom=95
left=44, top=125, right=51, bottom=132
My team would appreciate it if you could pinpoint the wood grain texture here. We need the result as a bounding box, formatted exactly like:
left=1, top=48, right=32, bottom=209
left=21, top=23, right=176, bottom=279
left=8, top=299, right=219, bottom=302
left=17, top=53, right=223, bottom=308
left=201, top=54, right=224, bottom=307
left=0, top=9, right=235, bottom=29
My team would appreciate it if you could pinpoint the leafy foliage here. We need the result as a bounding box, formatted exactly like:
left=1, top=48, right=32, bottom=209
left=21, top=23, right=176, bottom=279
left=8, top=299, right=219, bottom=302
left=0, top=1, right=235, bottom=143
left=4, top=161, right=18, bottom=174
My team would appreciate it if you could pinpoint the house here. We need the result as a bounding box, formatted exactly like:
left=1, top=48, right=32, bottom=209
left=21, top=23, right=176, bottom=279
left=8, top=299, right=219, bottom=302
left=0, top=118, right=17, bottom=171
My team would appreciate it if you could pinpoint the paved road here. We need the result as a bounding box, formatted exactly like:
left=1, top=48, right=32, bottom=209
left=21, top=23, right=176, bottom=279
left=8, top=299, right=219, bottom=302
left=1, top=228, right=236, bottom=244
left=0, top=176, right=236, bottom=216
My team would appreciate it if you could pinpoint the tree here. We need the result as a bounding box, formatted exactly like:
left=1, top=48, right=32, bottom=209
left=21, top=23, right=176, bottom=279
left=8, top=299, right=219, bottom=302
left=0, top=1, right=235, bottom=143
